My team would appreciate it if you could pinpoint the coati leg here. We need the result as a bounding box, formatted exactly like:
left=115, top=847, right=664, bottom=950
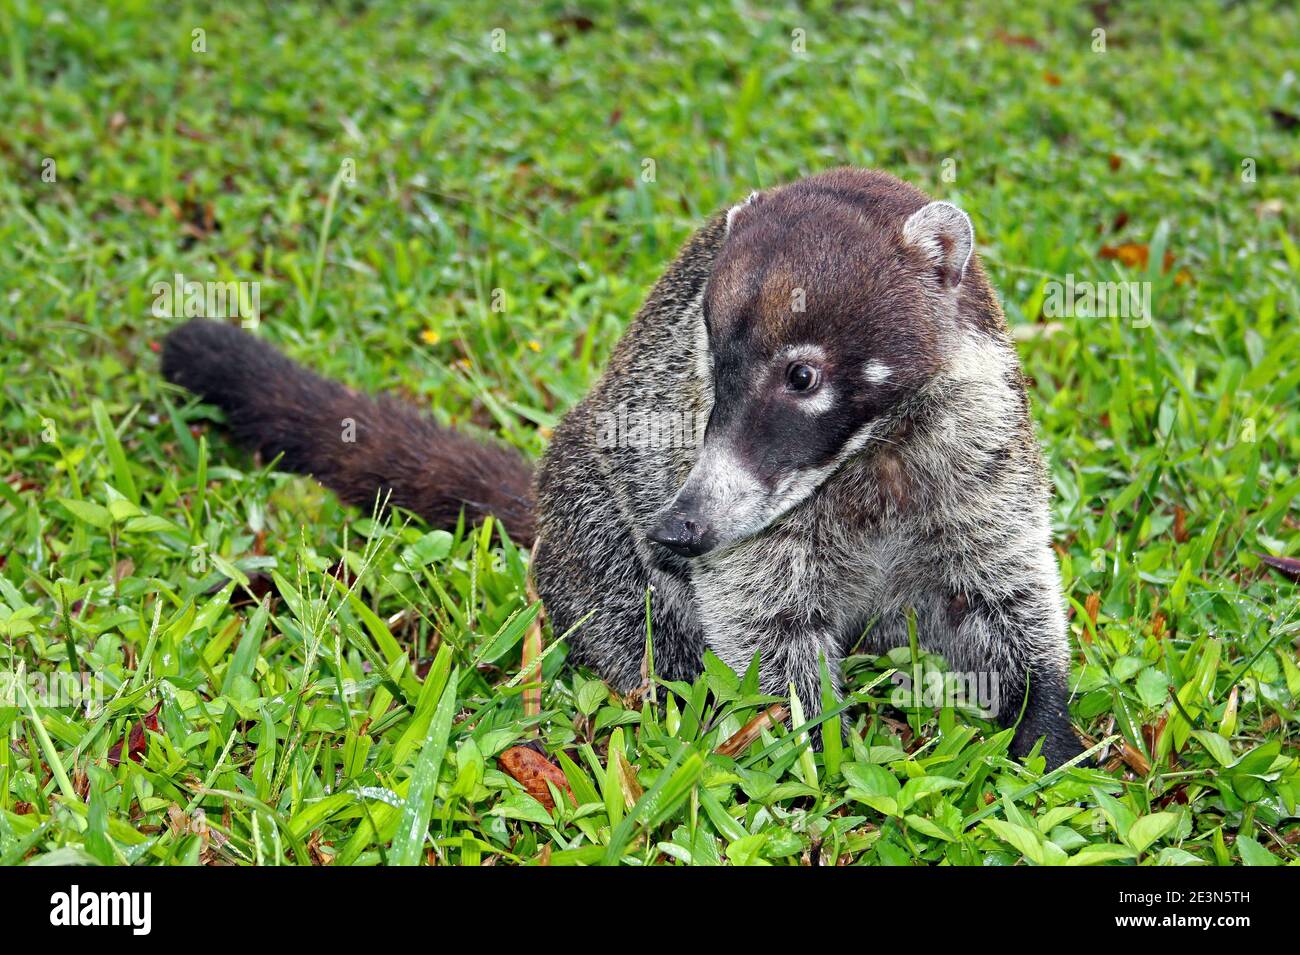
left=726, top=619, right=843, bottom=746
left=532, top=432, right=707, bottom=689
left=161, top=319, right=536, bottom=543
left=534, top=530, right=707, bottom=691
left=689, top=560, right=845, bottom=742
left=927, top=589, right=1085, bottom=768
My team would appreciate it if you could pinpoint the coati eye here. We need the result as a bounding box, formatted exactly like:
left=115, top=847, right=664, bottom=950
left=785, top=362, right=821, bottom=393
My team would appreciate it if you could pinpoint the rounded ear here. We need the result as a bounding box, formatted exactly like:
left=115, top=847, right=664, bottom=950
left=902, top=200, right=974, bottom=289
left=725, top=190, right=761, bottom=235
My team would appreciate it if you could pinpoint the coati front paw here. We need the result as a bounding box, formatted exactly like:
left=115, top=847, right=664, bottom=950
left=1010, top=717, right=1088, bottom=770
left=1008, top=696, right=1092, bottom=774
left=1000, top=670, right=1089, bottom=771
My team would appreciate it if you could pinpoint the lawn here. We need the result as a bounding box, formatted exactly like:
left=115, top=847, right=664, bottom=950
left=1, top=0, right=1298, bottom=866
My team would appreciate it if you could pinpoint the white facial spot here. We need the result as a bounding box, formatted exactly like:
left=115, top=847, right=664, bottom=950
left=864, top=361, right=892, bottom=384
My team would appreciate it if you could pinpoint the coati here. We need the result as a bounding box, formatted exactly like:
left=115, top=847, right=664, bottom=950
left=162, top=167, right=1086, bottom=769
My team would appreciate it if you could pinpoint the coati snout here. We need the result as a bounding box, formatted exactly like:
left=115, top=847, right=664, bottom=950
left=648, top=184, right=975, bottom=558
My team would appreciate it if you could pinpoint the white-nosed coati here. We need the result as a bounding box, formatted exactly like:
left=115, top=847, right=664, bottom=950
left=163, top=168, right=1086, bottom=768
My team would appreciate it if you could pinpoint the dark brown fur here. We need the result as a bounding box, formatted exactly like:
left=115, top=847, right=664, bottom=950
left=161, top=320, right=536, bottom=542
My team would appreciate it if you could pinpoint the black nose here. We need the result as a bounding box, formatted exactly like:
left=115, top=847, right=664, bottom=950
left=647, top=511, right=711, bottom=558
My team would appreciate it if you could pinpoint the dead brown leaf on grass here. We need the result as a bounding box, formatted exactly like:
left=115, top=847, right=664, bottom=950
left=715, top=703, right=790, bottom=758
left=497, top=746, right=575, bottom=812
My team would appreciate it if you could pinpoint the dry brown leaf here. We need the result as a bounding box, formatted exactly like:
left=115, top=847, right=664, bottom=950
left=1173, top=505, right=1188, bottom=543
left=113, top=558, right=134, bottom=584
left=1256, top=198, right=1285, bottom=219
left=613, top=747, right=644, bottom=809
left=1099, top=243, right=1179, bottom=274
left=1115, top=738, right=1152, bottom=776
left=497, top=746, right=574, bottom=811
left=994, top=29, right=1041, bottom=49
left=107, top=700, right=162, bottom=766
left=1083, top=592, right=1100, bottom=642
left=715, top=703, right=789, bottom=758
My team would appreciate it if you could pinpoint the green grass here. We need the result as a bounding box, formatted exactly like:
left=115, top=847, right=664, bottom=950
left=1, top=0, right=1298, bottom=866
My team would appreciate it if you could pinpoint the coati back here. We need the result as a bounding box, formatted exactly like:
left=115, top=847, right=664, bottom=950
left=162, top=167, right=1085, bottom=769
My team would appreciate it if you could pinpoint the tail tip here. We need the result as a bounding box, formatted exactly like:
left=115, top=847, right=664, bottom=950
left=160, top=318, right=257, bottom=395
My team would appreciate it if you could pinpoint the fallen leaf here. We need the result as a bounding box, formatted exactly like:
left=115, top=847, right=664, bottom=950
left=72, top=766, right=89, bottom=801
left=1100, top=243, right=1147, bottom=268
left=1099, top=243, right=1178, bottom=274
left=522, top=549, right=545, bottom=721
left=107, top=701, right=162, bottom=766
left=113, top=558, right=135, bottom=584
left=994, top=29, right=1041, bottom=50
left=497, top=746, right=574, bottom=811
left=1118, top=737, right=1152, bottom=776
left=715, top=703, right=789, bottom=758
left=1155, top=784, right=1189, bottom=809
left=1173, top=505, right=1188, bottom=543
left=614, top=747, right=643, bottom=809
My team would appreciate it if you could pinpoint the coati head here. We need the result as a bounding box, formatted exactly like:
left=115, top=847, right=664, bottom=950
left=647, top=169, right=978, bottom=558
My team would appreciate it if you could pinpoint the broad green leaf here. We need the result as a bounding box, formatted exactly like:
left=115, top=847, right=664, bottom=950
left=1126, top=812, right=1178, bottom=854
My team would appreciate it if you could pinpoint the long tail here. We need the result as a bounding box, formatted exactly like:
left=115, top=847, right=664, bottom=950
left=161, top=319, right=536, bottom=545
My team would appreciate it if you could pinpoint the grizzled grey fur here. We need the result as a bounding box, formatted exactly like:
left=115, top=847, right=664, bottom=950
left=535, top=168, right=1083, bottom=767
left=162, top=167, right=1085, bottom=768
